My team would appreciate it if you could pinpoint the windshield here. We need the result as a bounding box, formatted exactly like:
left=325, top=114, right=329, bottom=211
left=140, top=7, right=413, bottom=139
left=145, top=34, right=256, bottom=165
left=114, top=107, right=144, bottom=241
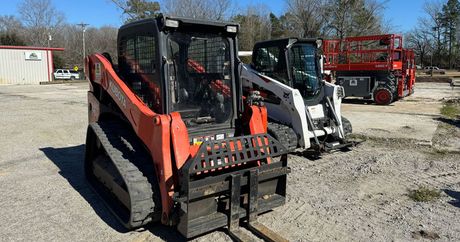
left=167, top=32, right=233, bottom=127
left=289, top=43, right=322, bottom=97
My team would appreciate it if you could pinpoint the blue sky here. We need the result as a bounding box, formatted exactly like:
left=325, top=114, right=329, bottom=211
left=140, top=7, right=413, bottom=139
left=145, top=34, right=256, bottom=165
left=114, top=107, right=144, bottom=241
left=0, top=0, right=426, bottom=32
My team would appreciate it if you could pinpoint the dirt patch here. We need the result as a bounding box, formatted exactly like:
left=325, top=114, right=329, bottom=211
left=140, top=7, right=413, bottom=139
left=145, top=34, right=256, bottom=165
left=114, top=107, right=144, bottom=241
left=416, top=76, right=451, bottom=83
left=411, top=230, right=441, bottom=240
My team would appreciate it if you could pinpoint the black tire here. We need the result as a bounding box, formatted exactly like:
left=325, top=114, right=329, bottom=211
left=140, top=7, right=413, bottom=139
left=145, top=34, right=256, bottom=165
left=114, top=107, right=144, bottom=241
left=70, top=76, right=76, bottom=80
left=341, top=116, right=352, bottom=136
left=373, top=87, right=393, bottom=105
left=267, top=122, right=298, bottom=151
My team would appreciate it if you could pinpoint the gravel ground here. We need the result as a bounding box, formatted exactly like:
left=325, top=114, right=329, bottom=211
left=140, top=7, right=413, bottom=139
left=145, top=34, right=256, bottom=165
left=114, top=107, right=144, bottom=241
left=0, top=82, right=459, bottom=242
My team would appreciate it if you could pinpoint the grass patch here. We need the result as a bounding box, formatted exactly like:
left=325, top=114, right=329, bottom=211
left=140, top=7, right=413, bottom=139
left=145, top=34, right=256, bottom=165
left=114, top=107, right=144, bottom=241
left=408, top=187, right=441, bottom=202
left=440, top=102, right=460, bottom=119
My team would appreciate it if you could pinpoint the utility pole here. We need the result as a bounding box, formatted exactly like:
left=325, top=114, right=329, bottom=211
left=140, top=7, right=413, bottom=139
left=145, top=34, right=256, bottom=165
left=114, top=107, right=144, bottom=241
left=77, top=22, right=89, bottom=79
left=47, top=32, right=52, bottom=47
left=77, top=22, right=89, bottom=63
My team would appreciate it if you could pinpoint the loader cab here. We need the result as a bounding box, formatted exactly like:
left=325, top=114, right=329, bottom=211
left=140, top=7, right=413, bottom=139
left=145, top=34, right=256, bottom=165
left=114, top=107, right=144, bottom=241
left=118, top=16, right=240, bottom=138
left=252, top=38, right=323, bottom=98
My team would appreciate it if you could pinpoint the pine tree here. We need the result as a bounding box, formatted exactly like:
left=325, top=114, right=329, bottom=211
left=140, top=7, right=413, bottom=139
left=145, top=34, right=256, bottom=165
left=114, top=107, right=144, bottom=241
left=440, top=0, right=460, bottom=68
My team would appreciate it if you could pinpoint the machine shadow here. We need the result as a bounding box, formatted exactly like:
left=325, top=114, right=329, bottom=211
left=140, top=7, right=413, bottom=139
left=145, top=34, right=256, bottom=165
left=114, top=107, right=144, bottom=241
left=40, top=145, right=185, bottom=241
left=435, top=117, right=460, bottom=129
left=443, top=189, right=460, bottom=208
left=40, top=145, right=125, bottom=232
left=342, top=98, right=374, bottom=105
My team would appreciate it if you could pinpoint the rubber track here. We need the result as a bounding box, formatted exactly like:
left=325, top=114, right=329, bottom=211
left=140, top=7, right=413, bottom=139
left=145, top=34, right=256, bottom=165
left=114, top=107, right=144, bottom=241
left=89, top=121, right=160, bottom=228
left=267, top=122, right=298, bottom=151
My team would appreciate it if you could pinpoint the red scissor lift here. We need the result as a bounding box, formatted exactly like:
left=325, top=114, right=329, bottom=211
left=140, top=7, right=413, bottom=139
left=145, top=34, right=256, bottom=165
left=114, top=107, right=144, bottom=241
left=323, top=34, right=415, bottom=105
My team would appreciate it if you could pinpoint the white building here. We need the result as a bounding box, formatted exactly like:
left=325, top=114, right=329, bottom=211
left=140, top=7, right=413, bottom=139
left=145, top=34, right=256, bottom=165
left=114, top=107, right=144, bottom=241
left=0, top=46, right=64, bottom=85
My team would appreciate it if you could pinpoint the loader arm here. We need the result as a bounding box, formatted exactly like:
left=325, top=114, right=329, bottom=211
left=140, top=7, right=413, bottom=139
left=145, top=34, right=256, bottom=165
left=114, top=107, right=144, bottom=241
left=241, top=64, right=311, bottom=148
left=86, top=53, right=176, bottom=222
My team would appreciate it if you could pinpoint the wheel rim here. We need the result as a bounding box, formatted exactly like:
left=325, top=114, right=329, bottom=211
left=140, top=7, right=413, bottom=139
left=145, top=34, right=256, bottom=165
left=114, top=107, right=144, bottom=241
left=375, top=89, right=391, bottom=104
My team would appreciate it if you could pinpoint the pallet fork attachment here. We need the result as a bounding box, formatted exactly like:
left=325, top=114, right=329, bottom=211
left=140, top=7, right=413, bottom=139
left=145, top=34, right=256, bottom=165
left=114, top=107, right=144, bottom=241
left=228, top=170, right=289, bottom=242
left=174, top=134, right=291, bottom=240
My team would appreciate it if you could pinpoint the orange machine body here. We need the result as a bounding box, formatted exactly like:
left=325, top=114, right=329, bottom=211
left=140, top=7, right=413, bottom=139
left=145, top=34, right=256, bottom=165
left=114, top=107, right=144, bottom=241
left=86, top=53, right=269, bottom=224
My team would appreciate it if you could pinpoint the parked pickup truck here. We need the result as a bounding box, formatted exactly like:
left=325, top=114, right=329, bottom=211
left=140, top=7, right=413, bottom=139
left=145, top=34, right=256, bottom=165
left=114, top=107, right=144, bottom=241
left=53, top=69, right=80, bottom=80
left=424, top=66, right=446, bottom=75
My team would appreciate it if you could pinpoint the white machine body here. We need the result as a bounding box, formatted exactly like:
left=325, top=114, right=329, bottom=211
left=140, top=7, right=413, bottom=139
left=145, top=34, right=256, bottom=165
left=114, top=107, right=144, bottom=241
left=241, top=64, right=345, bottom=149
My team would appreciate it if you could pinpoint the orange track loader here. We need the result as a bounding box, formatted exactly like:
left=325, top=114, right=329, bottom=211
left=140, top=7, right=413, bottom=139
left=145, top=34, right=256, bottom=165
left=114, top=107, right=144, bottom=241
left=84, top=15, right=290, bottom=240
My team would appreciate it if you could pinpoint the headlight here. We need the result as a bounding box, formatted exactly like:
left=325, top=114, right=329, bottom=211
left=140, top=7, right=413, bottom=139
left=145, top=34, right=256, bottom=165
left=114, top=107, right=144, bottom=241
left=226, top=25, right=238, bottom=33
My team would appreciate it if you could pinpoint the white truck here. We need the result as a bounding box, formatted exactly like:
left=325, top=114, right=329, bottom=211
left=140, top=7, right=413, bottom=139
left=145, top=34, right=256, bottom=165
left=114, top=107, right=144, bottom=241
left=240, top=38, right=352, bottom=154
left=53, top=69, right=80, bottom=80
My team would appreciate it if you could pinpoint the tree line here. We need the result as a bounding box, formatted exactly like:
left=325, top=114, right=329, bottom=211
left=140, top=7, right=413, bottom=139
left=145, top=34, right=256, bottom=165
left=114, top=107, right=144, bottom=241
left=0, top=0, right=118, bottom=69
left=1, top=0, right=389, bottom=69
left=406, top=0, right=460, bottom=69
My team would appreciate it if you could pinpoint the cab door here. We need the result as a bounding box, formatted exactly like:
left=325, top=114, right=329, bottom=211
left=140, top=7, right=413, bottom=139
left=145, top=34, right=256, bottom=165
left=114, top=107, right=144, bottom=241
left=63, top=70, right=72, bottom=79
left=54, top=70, right=63, bottom=79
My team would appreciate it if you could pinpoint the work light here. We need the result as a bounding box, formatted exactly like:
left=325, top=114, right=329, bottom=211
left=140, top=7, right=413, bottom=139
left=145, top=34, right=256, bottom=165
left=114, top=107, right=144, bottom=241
left=165, top=19, right=179, bottom=28
left=226, top=25, right=238, bottom=33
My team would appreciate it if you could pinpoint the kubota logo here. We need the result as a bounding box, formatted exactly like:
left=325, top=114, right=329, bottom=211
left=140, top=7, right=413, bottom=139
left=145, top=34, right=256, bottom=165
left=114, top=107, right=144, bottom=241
left=109, top=80, right=126, bottom=108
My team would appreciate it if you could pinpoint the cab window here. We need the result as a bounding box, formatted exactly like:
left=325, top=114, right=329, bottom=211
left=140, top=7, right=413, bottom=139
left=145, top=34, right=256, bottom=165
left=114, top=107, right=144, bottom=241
left=253, top=46, right=288, bottom=84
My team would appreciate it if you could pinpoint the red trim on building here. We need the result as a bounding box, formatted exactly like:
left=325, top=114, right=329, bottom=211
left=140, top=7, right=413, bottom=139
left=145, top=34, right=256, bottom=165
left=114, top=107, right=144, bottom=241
left=50, top=50, right=54, bottom=73
left=46, top=50, right=51, bottom=82
left=0, top=45, right=64, bottom=51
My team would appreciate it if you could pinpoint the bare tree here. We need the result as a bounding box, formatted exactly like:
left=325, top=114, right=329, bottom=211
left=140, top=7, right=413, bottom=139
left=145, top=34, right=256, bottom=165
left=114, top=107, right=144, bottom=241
left=406, top=26, right=433, bottom=67
left=0, top=16, right=24, bottom=33
left=86, top=26, right=118, bottom=63
left=161, top=0, right=231, bottom=20
left=0, top=15, right=27, bottom=45
left=325, top=0, right=386, bottom=39
left=18, top=0, right=65, bottom=46
left=421, top=0, right=444, bottom=66
left=285, top=0, right=328, bottom=38
left=110, top=0, right=160, bottom=23
left=232, top=5, right=271, bottom=51
left=51, top=24, right=118, bottom=68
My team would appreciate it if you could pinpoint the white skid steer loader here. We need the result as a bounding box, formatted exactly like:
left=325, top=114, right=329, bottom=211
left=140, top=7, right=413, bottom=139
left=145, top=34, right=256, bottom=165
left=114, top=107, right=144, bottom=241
left=240, top=38, right=352, bottom=154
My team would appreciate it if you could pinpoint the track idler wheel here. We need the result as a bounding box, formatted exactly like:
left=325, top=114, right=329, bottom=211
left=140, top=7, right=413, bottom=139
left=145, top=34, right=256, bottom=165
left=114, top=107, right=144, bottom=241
left=373, top=87, right=393, bottom=105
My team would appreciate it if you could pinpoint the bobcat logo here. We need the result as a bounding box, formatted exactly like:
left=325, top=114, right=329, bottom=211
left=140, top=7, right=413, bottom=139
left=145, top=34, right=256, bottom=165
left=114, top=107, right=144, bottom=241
left=28, top=53, right=38, bottom=59
left=283, top=92, right=290, bottom=98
